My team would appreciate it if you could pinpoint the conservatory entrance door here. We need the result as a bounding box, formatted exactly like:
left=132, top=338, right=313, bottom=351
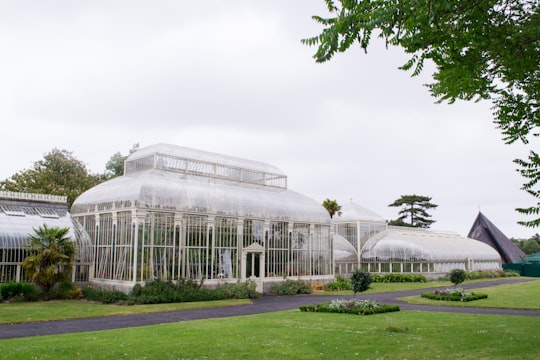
left=241, top=242, right=265, bottom=293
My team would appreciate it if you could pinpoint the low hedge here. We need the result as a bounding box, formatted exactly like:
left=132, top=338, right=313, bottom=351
left=372, top=273, right=427, bottom=283
left=82, top=279, right=259, bottom=305
left=438, top=269, right=519, bottom=281
left=300, top=299, right=400, bottom=315
left=421, top=292, right=488, bottom=302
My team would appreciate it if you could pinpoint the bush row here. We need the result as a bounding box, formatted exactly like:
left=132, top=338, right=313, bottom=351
left=0, top=281, right=41, bottom=302
left=439, top=269, right=519, bottom=281
left=0, top=281, right=82, bottom=302
left=82, top=279, right=260, bottom=305
left=372, top=273, right=427, bottom=283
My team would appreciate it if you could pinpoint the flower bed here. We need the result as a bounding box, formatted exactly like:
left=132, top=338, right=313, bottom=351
left=421, top=287, right=488, bottom=302
left=300, top=299, right=400, bottom=315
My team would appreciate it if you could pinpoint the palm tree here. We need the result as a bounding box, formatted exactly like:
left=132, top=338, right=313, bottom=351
left=22, top=225, right=75, bottom=301
left=322, top=198, right=341, bottom=218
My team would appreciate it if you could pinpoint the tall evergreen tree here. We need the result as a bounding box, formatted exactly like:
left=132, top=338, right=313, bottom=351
left=388, top=194, right=438, bottom=228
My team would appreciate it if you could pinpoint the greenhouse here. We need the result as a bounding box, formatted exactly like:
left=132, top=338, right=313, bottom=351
left=71, top=143, right=333, bottom=292
left=333, top=201, right=386, bottom=274
left=333, top=201, right=502, bottom=276
left=0, top=191, right=91, bottom=284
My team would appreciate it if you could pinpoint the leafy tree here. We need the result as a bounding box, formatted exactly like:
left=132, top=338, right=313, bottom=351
left=449, top=269, right=467, bottom=286
left=388, top=194, right=438, bottom=228
left=21, top=225, right=75, bottom=301
left=0, top=149, right=101, bottom=208
left=513, top=234, right=540, bottom=255
left=322, top=198, right=341, bottom=218
left=303, top=0, right=540, bottom=226
left=515, top=152, right=540, bottom=227
left=350, top=269, right=372, bottom=298
left=102, top=143, right=139, bottom=180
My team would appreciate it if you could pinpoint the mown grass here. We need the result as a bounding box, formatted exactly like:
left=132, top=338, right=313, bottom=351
left=400, top=278, right=540, bottom=310
left=0, top=299, right=250, bottom=324
left=319, top=277, right=520, bottom=296
left=0, top=310, right=538, bottom=359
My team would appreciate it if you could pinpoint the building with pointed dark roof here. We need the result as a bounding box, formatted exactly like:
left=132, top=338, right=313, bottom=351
left=468, top=212, right=525, bottom=264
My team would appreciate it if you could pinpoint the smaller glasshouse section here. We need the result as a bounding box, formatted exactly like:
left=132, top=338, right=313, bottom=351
left=71, top=144, right=333, bottom=292
left=333, top=201, right=502, bottom=277
left=0, top=191, right=92, bottom=284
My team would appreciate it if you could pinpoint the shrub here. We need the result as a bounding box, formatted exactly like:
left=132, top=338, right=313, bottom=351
left=50, top=282, right=82, bottom=300
left=221, top=280, right=259, bottom=299
left=449, top=269, right=467, bottom=285
left=350, top=269, right=372, bottom=297
left=0, top=281, right=41, bottom=302
left=325, top=282, right=342, bottom=291
left=82, top=286, right=128, bottom=304
left=324, top=276, right=351, bottom=291
left=270, top=279, right=312, bottom=295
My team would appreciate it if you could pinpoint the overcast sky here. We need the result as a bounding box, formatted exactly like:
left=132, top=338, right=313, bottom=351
left=0, top=1, right=535, bottom=239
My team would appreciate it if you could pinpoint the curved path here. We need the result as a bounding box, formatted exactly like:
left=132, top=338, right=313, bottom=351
left=1, top=278, right=538, bottom=340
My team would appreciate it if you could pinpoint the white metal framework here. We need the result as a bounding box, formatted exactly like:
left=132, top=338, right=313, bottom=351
left=71, top=144, right=333, bottom=292
left=333, top=201, right=502, bottom=276
left=360, top=227, right=502, bottom=273
left=0, top=191, right=92, bottom=284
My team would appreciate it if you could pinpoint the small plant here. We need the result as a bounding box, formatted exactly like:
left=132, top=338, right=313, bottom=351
left=385, top=318, right=409, bottom=333
left=350, top=269, right=372, bottom=298
left=449, top=269, right=467, bottom=285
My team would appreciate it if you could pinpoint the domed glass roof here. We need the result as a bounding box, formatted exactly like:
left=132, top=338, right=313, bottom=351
left=73, top=144, right=330, bottom=223
left=361, top=227, right=501, bottom=262
left=333, top=200, right=385, bottom=223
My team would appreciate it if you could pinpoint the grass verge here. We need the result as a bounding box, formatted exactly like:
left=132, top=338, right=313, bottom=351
left=0, top=299, right=251, bottom=324
left=400, top=279, right=540, bottom=310
left=0, top=310, right=538, bottom=359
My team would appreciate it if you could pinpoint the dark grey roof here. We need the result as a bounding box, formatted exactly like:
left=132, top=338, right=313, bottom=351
left=468, top=212, right=525, bottom=264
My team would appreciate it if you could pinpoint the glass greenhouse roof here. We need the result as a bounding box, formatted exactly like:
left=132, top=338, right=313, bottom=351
left=334, top=234, right=358, bottom=262
left=333, top=201, right=385, bottom=223
left=361, top=227, right=501, bottom=262
left=0, top=192, right=77, bottom=248
left=124, top=143, right=287, bottom=189
left=73, top=145, right=330, bottom=223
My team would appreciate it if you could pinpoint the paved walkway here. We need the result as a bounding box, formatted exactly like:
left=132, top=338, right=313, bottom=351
left=1, top=278, right=538, bottom=340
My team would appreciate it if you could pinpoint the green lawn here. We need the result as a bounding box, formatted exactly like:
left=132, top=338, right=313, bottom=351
left=0, top=310, right=538, bottom=359
left=0, top=299, right=250, bottom=324
left=399, top=278, right=540, bottom=310
left=1, top=279, right=539, bottom=359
